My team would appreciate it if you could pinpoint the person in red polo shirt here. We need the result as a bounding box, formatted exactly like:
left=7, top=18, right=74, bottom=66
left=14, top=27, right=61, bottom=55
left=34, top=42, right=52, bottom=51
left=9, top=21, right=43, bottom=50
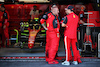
left=61, top=5, right=79, bottom=65
left=0, top=4, right=9, bottom=47
left=40, top=4, right=60, bottom=64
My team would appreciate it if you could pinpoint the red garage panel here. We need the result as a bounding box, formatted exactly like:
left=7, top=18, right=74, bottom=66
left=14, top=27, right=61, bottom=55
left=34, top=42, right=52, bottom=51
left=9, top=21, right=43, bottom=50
left=88, top=11, right=100, bottom=27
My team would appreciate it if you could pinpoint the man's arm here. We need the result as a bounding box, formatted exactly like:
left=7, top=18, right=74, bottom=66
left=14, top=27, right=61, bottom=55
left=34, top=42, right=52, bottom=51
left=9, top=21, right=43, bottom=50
left=80, top=20, right=85, bottom=24
left=79, top=13, right=85, bottom=24
left=3, top=12, right=9, bottom=29
left=41, top=23, right=48, bottom=30
left=40, top=14, right=48, bottom=30
left=62, top=23, right=66, bottom=27
left=61, top=16, right=68, bottom=27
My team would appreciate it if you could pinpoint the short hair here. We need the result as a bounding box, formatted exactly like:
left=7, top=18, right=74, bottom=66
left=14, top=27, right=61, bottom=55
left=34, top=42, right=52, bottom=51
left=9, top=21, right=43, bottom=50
left=51, top=3, right=58, bottom=8
left=1, top=4, right=5, bottom=8
left=33, top=5, right=37, bottom=8
left=81, top=5, right=85, bottom=10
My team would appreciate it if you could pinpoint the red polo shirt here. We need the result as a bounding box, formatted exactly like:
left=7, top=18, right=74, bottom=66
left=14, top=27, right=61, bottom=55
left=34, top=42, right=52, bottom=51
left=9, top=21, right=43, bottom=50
left=64, top=12, right=78, bottom=39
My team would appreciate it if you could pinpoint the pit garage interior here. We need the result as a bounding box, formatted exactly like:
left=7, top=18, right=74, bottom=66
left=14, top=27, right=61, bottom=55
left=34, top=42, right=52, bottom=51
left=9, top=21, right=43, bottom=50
left=0, top=0, right=100, bottom=67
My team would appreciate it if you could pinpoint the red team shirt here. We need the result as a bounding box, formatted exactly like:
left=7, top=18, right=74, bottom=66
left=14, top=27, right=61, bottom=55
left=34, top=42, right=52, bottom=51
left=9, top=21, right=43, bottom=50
left=64, top=12, right=78, bottom=39
left=46, top=13, right=60, bottom=32
left=2, top=10, right=9, bottom=27
left=79, top=11, right=86, bottom=23
left=40, top=12, right=60, bottom=33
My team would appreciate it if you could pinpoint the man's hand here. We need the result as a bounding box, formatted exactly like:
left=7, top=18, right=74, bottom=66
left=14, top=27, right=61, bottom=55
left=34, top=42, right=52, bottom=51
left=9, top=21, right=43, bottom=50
left=62, top=23, right=68, bottom=27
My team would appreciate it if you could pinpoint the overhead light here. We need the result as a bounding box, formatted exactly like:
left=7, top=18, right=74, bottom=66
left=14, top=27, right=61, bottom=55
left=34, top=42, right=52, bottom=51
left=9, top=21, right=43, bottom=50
left=0, top=0, right=4, bottom=2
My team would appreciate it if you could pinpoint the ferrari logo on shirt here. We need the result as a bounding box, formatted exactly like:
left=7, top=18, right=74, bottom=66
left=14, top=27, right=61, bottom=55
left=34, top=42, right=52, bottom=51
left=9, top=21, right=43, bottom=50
left=73, top=15, right=75, bottom=18
left=47, top=23, right=49, bottom=27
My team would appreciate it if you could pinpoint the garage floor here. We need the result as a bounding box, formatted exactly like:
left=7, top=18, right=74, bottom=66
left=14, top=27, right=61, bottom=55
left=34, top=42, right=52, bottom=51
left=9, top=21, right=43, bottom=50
left=0, top=59, right=100, bottom=67
left=0, top=37, right=100, bottom=67
left=0, top=38, right=65, bottom=57
left=0, top=47, right=65, bottom=57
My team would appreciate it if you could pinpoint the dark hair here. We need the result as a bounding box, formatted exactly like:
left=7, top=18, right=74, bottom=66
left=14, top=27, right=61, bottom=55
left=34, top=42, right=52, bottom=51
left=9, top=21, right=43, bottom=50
left=1, top=4, right=5, bottom=8
left=33, top=5, right=37, bottom=7
left=51, top=3, right=57, bottom=8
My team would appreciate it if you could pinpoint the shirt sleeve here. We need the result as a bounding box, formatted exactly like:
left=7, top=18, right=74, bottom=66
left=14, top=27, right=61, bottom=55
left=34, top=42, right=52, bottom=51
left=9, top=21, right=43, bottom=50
left=62, top=16, right=68, bottom=24
left=40, top=13, right=48, bottom=24
left=3, top=12, right=8, bottom=19
left=41, top=14, right=48, bottom=20
left=80, top=14, right=83, bottom=20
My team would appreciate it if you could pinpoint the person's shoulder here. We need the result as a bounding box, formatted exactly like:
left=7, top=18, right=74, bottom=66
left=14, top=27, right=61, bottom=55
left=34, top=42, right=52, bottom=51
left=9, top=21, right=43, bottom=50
left=46, top=11, right=51, bottom=15
left=79, top=11, right=84, bottom=14
left=76, top=14, right=78, bottom=18
left=66, top=14, right=70, bottom=18
left=4, top=10, right=7, bottom=13
left=73, top=13, right=78, bottom=17
left=44, top=12, right=52, bottom=17
left=3, top=10, right=8, bottom=15
left=74, top=14, right=79, bottom=20
left=4, top=10, right=7, bottom=12
left=42, top=12, right=51, bottom=19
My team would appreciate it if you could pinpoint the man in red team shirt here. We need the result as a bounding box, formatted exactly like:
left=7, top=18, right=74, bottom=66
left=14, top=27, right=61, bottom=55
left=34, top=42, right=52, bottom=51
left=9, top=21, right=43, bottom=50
left=78, top=5, right=87, bottom=49
left=61, top=5, right=79, bottom=65
left=0, top=4, right=9, bottom=47
left=79, top=5, right=86, bottom=24
left=40, top=4, right=60, bottom=64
